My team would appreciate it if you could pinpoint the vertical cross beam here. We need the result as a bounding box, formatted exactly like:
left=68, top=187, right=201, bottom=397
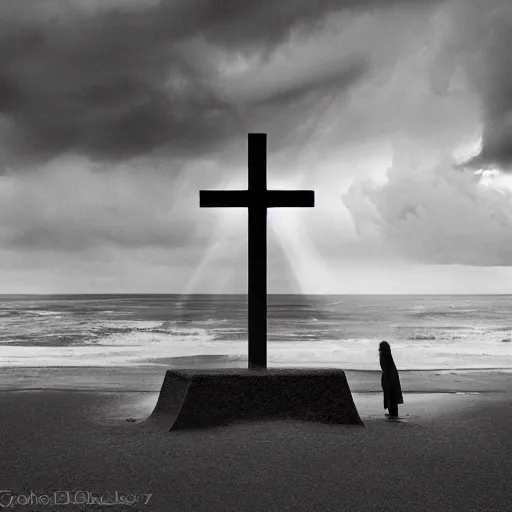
left=248, top=134, right=267, bottom=369
left=199, top=133, right=314, bottom=369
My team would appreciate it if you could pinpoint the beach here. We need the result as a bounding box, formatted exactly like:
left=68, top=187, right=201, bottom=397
left=1, top=366, right=511, bottom=511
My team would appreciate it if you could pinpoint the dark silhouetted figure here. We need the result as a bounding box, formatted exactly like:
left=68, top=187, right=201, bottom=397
left=379, top=341, right=403, bottom=419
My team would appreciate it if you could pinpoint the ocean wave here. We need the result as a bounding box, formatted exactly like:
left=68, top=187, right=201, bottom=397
left=25, top=311, right=65, bottom=317
left=86, top=324, right=214, bottom=346
left=487, top=326, right=512, bottom=332
left=2, top=333, right=512, bottom=369
left=0, top=310, right=22, bottom=316
left=393, top=325, right=467, bottom=331
left=410, top=310, right=475, bottom=318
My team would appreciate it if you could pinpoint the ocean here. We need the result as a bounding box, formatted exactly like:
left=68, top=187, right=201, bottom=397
left=0, top=294, right=511, bottom=370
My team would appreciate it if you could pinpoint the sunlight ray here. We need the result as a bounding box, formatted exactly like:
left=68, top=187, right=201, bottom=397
left=183, top=177, right=247, bottom=294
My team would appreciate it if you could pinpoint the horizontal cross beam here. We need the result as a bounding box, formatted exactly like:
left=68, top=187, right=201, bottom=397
left=200, top=190, right=315, bottom=208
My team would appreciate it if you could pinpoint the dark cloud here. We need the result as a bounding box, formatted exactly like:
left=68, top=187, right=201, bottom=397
left=0, top=159, right=214, bottom=252
left=442, top=1, right=512, bottom=171
left=0, top=0, right=441, bottom=169
left=0, top=25, right=242, bottom=167
left=249, top=59, right=367, bottom=108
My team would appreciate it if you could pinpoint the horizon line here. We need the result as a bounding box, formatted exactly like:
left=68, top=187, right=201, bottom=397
left=2, top=292, right=512, bottom=296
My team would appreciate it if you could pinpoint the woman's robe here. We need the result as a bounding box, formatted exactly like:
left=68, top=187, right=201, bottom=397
left=380, top=351, right=404, bottom=409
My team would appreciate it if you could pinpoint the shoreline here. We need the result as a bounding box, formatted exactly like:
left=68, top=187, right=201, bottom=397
left=3, top=364, right=512, bottom=371
left=0, top=365, right=511, bottom=392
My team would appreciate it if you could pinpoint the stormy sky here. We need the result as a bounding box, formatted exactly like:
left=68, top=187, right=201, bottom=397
left=1, top=0, right=512, bottom=293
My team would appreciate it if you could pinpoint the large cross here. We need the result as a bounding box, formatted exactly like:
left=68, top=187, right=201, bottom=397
left=199, top=133, right=315, bottom=369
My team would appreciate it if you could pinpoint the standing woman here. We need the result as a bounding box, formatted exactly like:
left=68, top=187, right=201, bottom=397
left=379, top=341, right=403, bottom=419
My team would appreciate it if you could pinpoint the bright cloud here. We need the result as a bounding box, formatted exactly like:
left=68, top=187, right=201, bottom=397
left=343, top=150, right=512, bottom=266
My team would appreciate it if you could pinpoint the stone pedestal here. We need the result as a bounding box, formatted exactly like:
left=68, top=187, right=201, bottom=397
left=145, top=368, right=364, bottom=430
